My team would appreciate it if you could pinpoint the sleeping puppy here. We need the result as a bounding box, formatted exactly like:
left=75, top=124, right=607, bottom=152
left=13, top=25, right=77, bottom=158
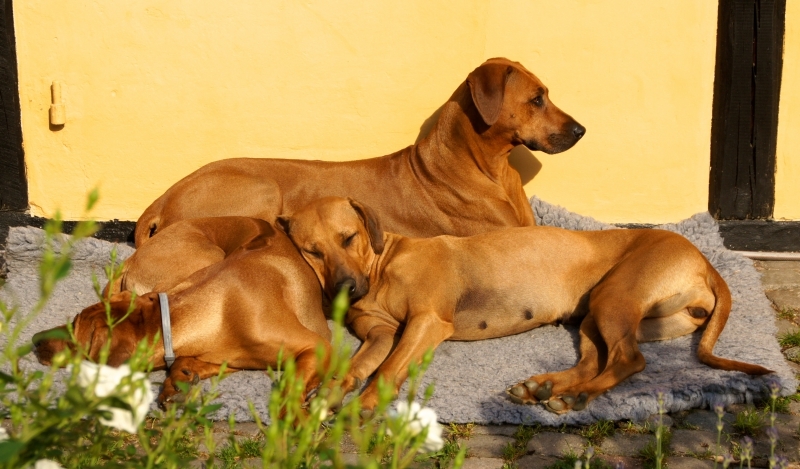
left=278, top=197, right=771, bottom=414
left=33, top=218, right=331, bottom=405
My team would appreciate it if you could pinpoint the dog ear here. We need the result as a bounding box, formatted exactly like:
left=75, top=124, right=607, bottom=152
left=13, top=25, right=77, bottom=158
left=275, top=216, right=291, bottom=236
left=348, top=198, right=384, bottom=255
left=467, top=63, right=513, bottom=126
left=83, top=314, right=110, bottom=362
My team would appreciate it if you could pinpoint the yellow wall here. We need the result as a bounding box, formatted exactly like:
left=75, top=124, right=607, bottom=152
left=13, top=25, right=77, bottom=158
left=775, top=0, right=800, bottom=220
left=12, top=1, right=791, bottom=223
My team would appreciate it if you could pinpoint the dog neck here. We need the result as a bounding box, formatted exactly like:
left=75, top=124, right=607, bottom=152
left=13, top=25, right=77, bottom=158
left=366, top=232, right=403, bottom=288
left=417, top=82, right=517, bottom=182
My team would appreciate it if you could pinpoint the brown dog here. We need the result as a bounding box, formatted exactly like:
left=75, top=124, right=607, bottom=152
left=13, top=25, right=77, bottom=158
left=104, top=216, right=280, bottom=296
left=134, top=58, right=585, bottom=246
left=33, top=218, right=331, bottom=404
left=278, top=197, right=772, bottom=413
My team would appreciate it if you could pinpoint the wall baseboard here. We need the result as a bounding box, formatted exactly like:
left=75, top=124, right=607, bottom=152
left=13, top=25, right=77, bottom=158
left=0, top=211, right=136, bottom=248
left=2, top=212, right=798, bottom=253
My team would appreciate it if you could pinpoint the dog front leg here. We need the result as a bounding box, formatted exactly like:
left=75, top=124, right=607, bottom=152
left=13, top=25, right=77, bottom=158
left=160, top=357, right=239, bottom=406
left=358, top=313, right=454, bottom=411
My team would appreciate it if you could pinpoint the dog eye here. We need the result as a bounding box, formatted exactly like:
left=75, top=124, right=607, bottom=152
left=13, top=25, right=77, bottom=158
left=343, top=233, right=357, bottom=248
left=531, top=96, right=544, bottom=107
left=305, top=249, right=323, bottom=259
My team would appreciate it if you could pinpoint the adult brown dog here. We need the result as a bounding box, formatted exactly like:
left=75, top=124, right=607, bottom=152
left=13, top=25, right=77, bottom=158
left=134, top=58, right=585, bottom=246
left=33, top=218, right=331, bottom=405
left=104, top=216, right=281, bottom=296
left=278, top=197, right=772, bottom=414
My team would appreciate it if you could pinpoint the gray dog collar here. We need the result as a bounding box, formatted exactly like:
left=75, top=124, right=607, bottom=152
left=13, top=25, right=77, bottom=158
left=158, top=292, right=176, bottom=369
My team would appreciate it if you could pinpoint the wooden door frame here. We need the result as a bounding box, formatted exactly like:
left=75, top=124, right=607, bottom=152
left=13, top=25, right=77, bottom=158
left=708, top=0, right=799, bottom=251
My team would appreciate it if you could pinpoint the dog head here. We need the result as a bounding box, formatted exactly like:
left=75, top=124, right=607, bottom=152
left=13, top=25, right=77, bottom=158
left=467, top=57, right=585, bottom=154
left=33, top=291, right=160, bottom=367
left=278, top=197, right=383, bottom=302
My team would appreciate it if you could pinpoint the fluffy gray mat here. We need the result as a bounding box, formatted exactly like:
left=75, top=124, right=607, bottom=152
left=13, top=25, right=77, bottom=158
left=1, top=198, right=795, bottom=425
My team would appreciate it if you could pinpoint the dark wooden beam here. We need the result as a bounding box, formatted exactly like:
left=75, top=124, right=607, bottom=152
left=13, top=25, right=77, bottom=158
left=709, top=0, right=785, bottom=220
left=0, top=0, right=27, bottom=210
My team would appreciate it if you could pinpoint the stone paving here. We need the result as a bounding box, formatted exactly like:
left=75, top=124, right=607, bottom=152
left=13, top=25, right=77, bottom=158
left=195, top=260, right=800, bottom=468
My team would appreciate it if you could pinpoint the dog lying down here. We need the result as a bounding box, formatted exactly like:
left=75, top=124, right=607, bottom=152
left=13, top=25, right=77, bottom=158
left=32, top=217, right=331, bottom=405
left=277, top=197, right=773, bottom=414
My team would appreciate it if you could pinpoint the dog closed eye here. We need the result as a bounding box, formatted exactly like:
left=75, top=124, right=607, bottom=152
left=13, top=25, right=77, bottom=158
left=305, top=249, right=323, bottom=259
left=342, top=233, right=357, bottom=248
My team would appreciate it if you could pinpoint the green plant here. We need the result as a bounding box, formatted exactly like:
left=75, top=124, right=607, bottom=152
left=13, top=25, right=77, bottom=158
left=639, top=429, right=671, bottom=469
left=215, top=436, right=264, bottom=468
left=732, top=408, right=765, bottom=437
left=0, top=190, right=222, bottom=469
left=229, top=285, right=462, bottom=469
left=778, top=330, right=800, bottom=348
left=446, top=423, right=475, bottom=440
left=776, top=307, right=799, bottom=322
left=501, top=425, right=539, bottom=465
left=580, top=420, right=615, bottom=445
left=638, top=392, right=670, bottom=469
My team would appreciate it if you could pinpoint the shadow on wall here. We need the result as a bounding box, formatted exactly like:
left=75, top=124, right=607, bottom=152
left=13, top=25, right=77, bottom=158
left=414, top=104, right=542, bottom=185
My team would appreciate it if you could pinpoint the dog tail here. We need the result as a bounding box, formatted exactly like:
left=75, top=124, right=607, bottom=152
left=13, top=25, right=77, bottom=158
left=134, top=199, right=163, bottom=247
left=696, top=265, right=773, bottom=375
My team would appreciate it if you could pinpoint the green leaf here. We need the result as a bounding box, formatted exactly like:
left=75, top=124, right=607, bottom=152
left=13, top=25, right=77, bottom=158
left=175, top=381, right=190, bottom=393
left=86, top=188, right=100, bottom=211
left=0, top=440, right=24, bottom=463
left=54, top=259, right=73, bottom=281
left=32, top=328, right=70, bottom=342
left=200, top=403, right=223, bottom=415
left=0, top=372, right=15, bottom=384
left=16, top=343, right=33, bottom=357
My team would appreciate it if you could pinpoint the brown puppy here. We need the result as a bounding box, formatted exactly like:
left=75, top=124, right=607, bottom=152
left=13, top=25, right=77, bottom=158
left=104, top=216, right=279, bottom=296
left=33, top=221, right=331, bottom=405
left=278, top=197, right=772, bottom=414
left=135, top=58, right=585, bottom=246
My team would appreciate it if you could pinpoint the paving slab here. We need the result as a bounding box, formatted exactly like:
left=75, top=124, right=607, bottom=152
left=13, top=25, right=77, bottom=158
left=598, top=434, right=653, bottom=458
left=594, top=454, right=641, bottom=468
left=526, top=431, right=588, bottom=457
left=459, top=457, right=506, bottom=469
left=460, top=434, right=514, bottom=459
left=777, top=319, right=800, bottom=337
left=515, top=454, right=562, bottom=469
left=768, top=287, right=800, bottom=311
left=470, top=424, right=521, bottom=437
left=665, top=456, right=716, bottom=468
left=759, top=268, right=800, bottom=290
left=670, top=429, right=726, bottom=458
left=682, top=409, right=734, bottom=433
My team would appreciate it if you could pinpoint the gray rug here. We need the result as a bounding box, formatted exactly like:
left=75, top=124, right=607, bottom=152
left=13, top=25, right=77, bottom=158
left=1, top=198, right=795, bottom=425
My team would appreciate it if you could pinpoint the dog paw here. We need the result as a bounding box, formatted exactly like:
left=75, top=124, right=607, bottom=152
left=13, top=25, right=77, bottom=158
left=506, top=379, right=552, bottom=405
left=544, top=392, right=588, bottom=414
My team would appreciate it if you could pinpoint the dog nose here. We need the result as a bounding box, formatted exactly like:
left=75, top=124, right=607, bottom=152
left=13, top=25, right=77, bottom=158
left=572, top=123, right=586, bottom=140
left=334, top=279, right=356, bottom=296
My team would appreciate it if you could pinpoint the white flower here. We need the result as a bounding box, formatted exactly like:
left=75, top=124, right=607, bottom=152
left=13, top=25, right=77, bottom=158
left=75, top=361, right=154, bottom=433
left=34, top=460, right=64, bottom=469
left=387, top=401, right=444, bottom=452
left=0, top=427, right=7, bottom=441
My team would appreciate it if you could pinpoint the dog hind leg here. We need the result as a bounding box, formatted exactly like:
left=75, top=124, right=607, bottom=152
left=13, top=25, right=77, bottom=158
left=507, top=313, right=608, bottom=408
